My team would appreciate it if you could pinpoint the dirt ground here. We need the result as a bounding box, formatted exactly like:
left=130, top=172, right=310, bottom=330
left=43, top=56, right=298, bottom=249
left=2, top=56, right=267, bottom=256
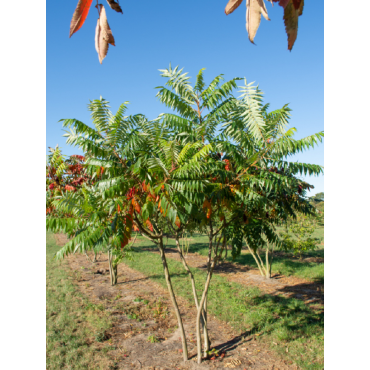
left=55, top=235, right=299, bottom=370
left=149, top=248, right=323, bottom=309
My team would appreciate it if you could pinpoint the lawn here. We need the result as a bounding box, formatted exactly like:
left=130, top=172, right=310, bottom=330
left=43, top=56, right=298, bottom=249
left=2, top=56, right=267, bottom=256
left=46, top=232, right=117, bottom=370
left=135, top=226, right=324, bottom=283
left=124, top=242, right=324, bottom=370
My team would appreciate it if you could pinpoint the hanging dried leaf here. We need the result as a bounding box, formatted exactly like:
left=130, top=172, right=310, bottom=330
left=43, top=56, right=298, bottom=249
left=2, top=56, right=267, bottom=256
left=258, top=0, right=270, bottom=21
left=225, top=0, right=243, bottom=15
left=95, top=5, right=115, bottom=64
left=246, top=0, right=262, bottom=44
left=283, top=0, right=304, bottom=50
left=106, top=0, right=123, bottom=14
left=95, top=18, right=100, bottom=54
left=69, top=0, right=94, bottom=38
left=100, top=5, right=115, bottom=46
left=278, top=0, right=290, bottom=7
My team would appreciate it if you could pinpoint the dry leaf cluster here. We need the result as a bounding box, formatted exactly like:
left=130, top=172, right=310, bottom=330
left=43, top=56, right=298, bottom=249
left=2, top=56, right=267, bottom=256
left=69, top=0, right=122, bottom=64
left=68, top=0, right=305, bottom=64
left=225, top=0, right=305, bottom=50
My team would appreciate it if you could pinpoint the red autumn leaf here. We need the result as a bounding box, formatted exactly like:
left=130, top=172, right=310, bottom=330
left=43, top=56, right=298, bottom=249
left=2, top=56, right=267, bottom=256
left=69, top=0, right=94, bottom=38
left=117, top=204, right=121, bottom=213
left=132, top=199, right=141, bottom=213
left=146, top=219, right=154, bottom=232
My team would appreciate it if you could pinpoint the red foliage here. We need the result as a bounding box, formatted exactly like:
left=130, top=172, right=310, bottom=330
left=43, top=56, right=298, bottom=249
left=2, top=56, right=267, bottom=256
left=65, top=185, right=76, bottom=192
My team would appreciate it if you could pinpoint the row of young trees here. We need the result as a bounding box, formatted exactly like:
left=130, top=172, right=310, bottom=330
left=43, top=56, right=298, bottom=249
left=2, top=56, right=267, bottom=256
left=46, top=65, right=323, bottom=363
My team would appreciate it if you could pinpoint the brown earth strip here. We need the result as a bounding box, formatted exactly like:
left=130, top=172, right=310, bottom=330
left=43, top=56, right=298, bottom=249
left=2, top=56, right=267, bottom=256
left=59, top=239, right=298, bottom=369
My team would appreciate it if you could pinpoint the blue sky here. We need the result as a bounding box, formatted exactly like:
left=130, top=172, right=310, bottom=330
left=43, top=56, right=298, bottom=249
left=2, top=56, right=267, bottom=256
left=47, top=0, right=324, bottom=195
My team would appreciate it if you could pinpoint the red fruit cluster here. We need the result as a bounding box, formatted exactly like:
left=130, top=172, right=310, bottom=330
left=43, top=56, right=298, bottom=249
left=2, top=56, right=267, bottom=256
left=49, top=183, right=55, bottom=190
left=71, top=177, right=86, bottom=186
left=224, top=159, right=230, bottom=171
left=65, top=185, right=76, bottom=192
left=68, top=164, right=83, bottom=175
left=70, top=155, right=85, bottom=162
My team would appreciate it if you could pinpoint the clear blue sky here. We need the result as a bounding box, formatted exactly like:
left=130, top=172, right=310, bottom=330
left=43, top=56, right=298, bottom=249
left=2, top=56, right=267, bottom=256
left=47, top=0, right=324, bottom=195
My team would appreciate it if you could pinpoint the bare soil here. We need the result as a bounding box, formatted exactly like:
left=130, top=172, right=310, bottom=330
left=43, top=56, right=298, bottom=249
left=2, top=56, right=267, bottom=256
left=57, top=237, right=298, bottom=369
left=148, top=248, right=323, bottom=309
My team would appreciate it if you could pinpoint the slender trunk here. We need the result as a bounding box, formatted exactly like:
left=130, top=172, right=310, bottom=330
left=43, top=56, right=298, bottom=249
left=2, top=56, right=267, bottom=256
left=203, top=294, right=210, bottom=357
left=158, top=239, right=188, bottom=362
left=196, top=233, right=225, bottom=364
left=196, top=259, right=216, bottom=364
left=247, top=244, right=265, bottom=276
left=93, top=250, right=97, bottom=263
left=175, top=234, right=208, bottom=348
left=108, top=250, right=118, bottom=286
left=265, top=247, right=271, bottom=279
left=269, top=243, right=274, bottom=277
left=175, top=237, right=199, bottom=309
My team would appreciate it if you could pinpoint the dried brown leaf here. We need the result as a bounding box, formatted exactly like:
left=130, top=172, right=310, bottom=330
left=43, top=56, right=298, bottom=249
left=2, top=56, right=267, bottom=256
left=225, top=0, right=243, bottom=15
left=95, top=19, right=100, bottom=55
left=100, top=5, right=115, bottom=46
left=106, top=0, right=123, bottom=14
left=258, top=0, right=270, bottom=21
left=95, top=5, right=115, bottom=64
left=246, top=0, right=262, bottom=44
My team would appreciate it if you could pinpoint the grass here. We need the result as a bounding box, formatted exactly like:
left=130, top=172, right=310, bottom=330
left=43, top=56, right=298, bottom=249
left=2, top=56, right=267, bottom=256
left=124, top=245, right=324, bottom=370
left=46, top=232, right=117, bottom=370
left=136, top=227, right=324, bottom=283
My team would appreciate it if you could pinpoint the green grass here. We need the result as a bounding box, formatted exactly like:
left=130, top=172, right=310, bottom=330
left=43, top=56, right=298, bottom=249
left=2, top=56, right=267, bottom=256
left=46, top=232, right=116, bottom=370
left=137, top=230, right=324, bottom=283
left=124, top=245, right=324, bottom=370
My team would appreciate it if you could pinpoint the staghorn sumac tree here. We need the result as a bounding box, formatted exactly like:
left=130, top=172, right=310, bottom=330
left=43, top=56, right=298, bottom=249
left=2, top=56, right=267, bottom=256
left=47, top=64, right=323, bottom=364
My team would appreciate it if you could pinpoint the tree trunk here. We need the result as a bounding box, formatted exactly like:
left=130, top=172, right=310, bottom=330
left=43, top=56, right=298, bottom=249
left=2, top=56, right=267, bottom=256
left=108, top=250, right=118, bottom=286
left=203, top=294, right=210, bottom=357
left=196, top=260, right=216, bottom=364
left=247, top=244, right=265, bottom=276
left=265, top=248, right=271, bottom=279
left=174, top=236, right=207, bottom=334
left=158, top=240, right=188, bottom=362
